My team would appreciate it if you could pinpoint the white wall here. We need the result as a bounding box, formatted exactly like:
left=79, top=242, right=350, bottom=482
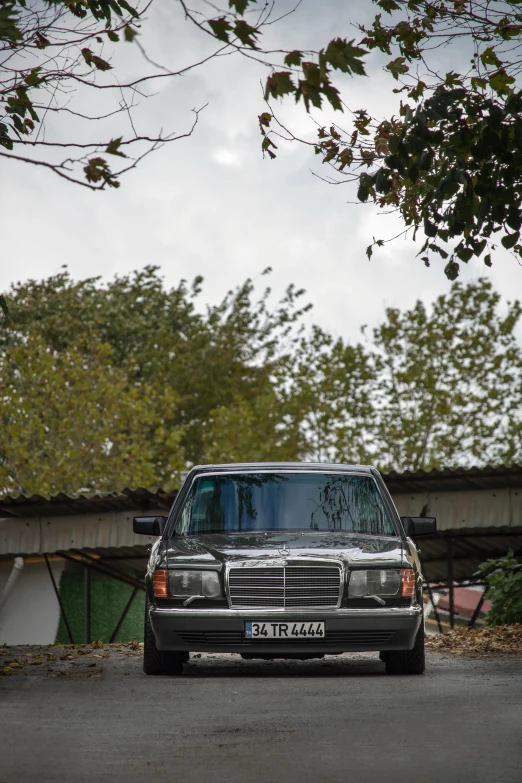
left=0, top=560, right=64, bottom=645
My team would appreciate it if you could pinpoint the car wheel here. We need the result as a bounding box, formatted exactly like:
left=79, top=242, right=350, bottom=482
left=143, top=595, right=185, bottom=676
left=385, top=622, right=425, bottom=675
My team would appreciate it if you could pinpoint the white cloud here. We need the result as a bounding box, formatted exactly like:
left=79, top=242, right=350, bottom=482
left=211, top=148, right=243, bottom=167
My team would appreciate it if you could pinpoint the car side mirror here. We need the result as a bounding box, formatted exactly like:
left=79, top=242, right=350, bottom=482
left=401, top=516, right=436, bottom=537
left=133, top=516, right=168, bottom=536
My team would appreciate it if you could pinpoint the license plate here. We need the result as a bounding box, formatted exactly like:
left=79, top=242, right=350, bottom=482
left=244, top=622, right=325, bottom=639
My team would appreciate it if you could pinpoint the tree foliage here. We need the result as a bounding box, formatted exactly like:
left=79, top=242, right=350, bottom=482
left=369, top=280, right=522, bottom=471
left=478, top=549, right=522, bottom=626
left=0, top=0, right=367, bottom=188
left=4, top=2, right=522, bottom=273
left=257, top=1, right=522, bottom=277
left=1, top=268, right=521, bottom=495
left=0, top=333, right=184, bottom=495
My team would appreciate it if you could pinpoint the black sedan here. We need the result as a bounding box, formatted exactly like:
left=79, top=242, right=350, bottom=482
left=133, top=463, right=436, bottom=675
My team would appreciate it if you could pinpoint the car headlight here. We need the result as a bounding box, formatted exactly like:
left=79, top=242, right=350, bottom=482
left=168, top=570, right=222, bottom=599
left=348, top=569, right=401, bottom=598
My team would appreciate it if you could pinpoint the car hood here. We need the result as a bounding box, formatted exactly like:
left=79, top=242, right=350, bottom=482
left=165, top=532, right=404, bottom=569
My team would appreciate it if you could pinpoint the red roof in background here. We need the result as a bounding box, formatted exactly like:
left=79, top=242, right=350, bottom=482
left=437, top=587, right=492, bottom=618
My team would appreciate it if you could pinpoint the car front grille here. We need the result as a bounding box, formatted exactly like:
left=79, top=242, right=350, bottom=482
left=176, top=630, right=393, bottom=647
left=228, top=566, right=341, bottom=609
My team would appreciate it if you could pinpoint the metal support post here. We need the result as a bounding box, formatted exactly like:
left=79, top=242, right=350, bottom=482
left=468, top=592, right=486, bottom=629
left=44, top=554, right=74, bottom=644
left=109, top=586, right=139, bottom=643
left=84, top=565, right=91, bottom=644
left=447, top=538, right=455, bottom=629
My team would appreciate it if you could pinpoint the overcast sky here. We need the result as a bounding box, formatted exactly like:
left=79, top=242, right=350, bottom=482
left=2, top=0, right=521, bottom=341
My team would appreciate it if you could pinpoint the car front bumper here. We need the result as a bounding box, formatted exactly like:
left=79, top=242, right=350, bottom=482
left=150, top=605, right=423, bottom=653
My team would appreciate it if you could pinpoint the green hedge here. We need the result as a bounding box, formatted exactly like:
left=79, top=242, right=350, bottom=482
left=55, top=570, right=144, bottom=644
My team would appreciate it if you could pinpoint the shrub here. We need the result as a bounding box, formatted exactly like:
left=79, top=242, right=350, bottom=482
left=477, top=550, right=522, bottom=626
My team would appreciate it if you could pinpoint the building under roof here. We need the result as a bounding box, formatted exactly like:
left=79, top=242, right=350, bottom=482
left=0, top=464, right=521, bottom=644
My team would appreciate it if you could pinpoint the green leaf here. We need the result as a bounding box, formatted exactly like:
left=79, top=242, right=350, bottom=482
left=106, top=137, right=127, bottom=157
left=107, top=30, right=119, bottom=42
left=484, top=254, right=492, bottom=267
left=357, top=177, right=370, bottom=202
left=0, top=295, right=9, bottom=319
left=302, top=62, right=321, bottom=88
left=0, top=122, right=13, bottom=150
left=264, top=72, right=296, bottom=101
left=124, top=25, right=137, bottom=42
left=408, top=80, right=426, bottom=101
left=419, top=150, right=432, bottom=170
left=376, top=0, right=400, bottom=12
left=0, top=2, right=23, bottom=44
left=480, top=46, right=502, bottom=69
left=444, top=71, right=462, bottom=88
left=23, top=68, right=42, bottom=87
left=118, top=0, right=139, bottom=18
left=208, top=17, right=232, bottom=43
left=81, top=47, right=93, bottom=66
left=385, top=56, right=409, bottom=81
left=258, top=112, right=271, bottom=129
left=471, top=76, right=487, bottom=91
left=284, top=50, right=303, bottom=68
left=322, top=84, right=342, bottom=111
left=455, top=246, right=473, bottom=262
left=233, top=20, right=259, bottom=48
left=489, top=69, right=515, bottom=96
left=229, top=0, right=254, bottom=13
left=91, top=55, right=112, bottom=71
left=424, top=218, right=438, bottom=238
left=366, top=244, right=373, bottom=260
left=501, top=231, right=519, bottom=249
left=444, top=260, right=460, bottom=280
left=323, top=38, right=367, bottom=76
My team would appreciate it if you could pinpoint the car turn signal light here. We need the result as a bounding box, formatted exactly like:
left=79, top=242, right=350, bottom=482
left=401, top=569, right=415, bottom=598
left=153, top=569, right=169, bottom=598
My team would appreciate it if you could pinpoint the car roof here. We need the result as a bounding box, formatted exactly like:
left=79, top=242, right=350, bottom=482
left=189, top=462, right=375, bottom=475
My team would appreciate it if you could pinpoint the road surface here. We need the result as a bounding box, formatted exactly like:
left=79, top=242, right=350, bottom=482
left=1, top=649, right=521, bottom=783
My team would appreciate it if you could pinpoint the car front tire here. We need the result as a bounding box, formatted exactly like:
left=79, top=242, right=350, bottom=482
left=143, top=595, right=185, bottom=676
left=385, top=622, right=425, bottom=675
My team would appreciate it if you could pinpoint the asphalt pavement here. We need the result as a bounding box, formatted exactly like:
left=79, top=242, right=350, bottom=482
left=1, top=650, right=521, bottom=783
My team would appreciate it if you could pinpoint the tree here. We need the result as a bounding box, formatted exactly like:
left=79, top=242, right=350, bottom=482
left=0, top=333, right=185, bottom=495
left=332, top=278, right=522, bottom=471
left=5, top=2, right=522, bottom=277
left=200, top=390, right=304, bottom=464
left=0, top=0, right=364, bottom=189
left=270, top=278, right=521, bottom=471
left=0, top=265, right=311, bottom=474
left=288, top=325, right=375, bottom=464
left=257, top=1, right=522, bottom=278
left=1, top=270, right=521, bottom=496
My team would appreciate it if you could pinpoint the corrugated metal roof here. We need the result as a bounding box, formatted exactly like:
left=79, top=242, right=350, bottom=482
left=382, top=464, right=522, bottom=493
left=1, top=463, right=522, bottom=518
left=0, top=487, right=177, bottom=518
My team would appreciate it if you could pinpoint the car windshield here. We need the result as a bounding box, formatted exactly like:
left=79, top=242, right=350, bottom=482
left=174, top=472, right=396, bottom=536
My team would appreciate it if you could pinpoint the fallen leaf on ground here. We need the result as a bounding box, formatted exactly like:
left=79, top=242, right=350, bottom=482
left=426, top=624, right=522, bottom=656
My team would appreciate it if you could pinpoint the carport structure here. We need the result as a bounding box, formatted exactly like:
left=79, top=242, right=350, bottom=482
left=0, top=464, right=521, bottom=643
left=387, top=464, right=522, bottom=630
left=0, top=488, right=176, bottom=645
